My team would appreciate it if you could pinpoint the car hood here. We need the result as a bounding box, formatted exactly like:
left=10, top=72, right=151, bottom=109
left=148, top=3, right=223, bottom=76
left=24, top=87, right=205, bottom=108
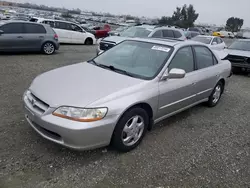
left=224, top=49, right=250, bottom=58
left=102, top=36, right=129, bottom=44
left=29, top=62, right=144, bottom=108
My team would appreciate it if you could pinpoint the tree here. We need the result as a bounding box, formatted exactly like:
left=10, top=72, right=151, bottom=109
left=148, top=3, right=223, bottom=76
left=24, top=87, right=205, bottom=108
left=158, top=4, right=199, bottom=28
left=226, top=17, right=244, bottom=32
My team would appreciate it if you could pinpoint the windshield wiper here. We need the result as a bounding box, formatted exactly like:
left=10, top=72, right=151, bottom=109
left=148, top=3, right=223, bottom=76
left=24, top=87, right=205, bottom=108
left=89, top=60, right=138, bottom=78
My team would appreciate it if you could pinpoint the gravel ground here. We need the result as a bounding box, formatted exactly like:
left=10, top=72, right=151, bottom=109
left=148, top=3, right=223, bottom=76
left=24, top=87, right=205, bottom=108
left=0, top=43, right=250, bottom=188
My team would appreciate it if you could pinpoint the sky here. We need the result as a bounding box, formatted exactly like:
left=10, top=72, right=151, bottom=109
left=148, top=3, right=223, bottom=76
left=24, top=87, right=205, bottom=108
left=12, top=0, right=250, bottom=27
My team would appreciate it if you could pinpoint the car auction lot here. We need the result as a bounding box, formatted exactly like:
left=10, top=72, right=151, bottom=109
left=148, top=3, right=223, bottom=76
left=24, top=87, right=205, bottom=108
left=0, top=42, right=250, bottom=188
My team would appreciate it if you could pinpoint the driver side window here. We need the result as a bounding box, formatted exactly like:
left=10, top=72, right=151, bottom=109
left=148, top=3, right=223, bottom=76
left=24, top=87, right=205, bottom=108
left=168, top=47, right=194, bottom=73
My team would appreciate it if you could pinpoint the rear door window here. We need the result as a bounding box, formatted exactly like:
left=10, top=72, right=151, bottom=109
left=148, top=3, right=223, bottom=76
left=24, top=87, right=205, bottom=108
left=194, top=46, right=214, bottom=69
left=162, top=30, right=175, bottom=38
left=24, top=23, right=46, bottom=34
left=0, top=23, right=24, bottom=34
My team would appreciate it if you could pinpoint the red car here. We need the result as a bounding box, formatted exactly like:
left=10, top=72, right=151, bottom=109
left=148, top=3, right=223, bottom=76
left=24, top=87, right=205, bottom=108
left=92, top=24, right=111, bottom=38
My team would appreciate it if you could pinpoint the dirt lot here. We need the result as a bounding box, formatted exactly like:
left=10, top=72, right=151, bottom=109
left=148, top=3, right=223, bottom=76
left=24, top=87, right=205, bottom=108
left=0, top=43, right=250, bottom=188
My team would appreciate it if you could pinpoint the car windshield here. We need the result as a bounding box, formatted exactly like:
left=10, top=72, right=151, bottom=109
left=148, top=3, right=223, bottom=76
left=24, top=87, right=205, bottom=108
left=92, top=40, right=173, bottom=80
left=120, top=27, right=152, bottom=37
left=192, top=36, right=212, bottom=44
left=228, top=41, right=250, bottom=51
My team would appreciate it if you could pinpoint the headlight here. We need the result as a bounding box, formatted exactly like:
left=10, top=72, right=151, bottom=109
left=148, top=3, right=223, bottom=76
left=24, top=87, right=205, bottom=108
left=52, top=107, right=108, bottom=122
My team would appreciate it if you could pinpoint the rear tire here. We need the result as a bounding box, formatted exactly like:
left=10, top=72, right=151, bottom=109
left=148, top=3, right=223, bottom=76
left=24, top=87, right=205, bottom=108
left=112, top=108, right=149, bottom=152
left=206, top=82, right=223, bottom=107
left=42, top=42, right=55, bottom=55
left=85, top=38, right=93, bottom=45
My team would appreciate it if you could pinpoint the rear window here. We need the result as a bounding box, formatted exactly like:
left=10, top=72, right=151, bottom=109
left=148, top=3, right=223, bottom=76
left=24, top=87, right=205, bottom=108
left=173, top=30, right=182, bottom=38
left=192, top=36, right=212, bottom=44
left=24, top=23, right=46, bottom=34
left=29, top=18, right=38, bottom=22
left=162, top=30, right=174, bottom=38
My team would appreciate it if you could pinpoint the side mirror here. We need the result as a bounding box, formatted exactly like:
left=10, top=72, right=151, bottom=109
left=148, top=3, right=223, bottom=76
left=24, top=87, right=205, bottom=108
left=168, top=68, right=186, bottom=79
left=212, top=42, right=217, bottom=45
left=0, top=30, right=4, bottom=35
left=98, top=51, right=104, bottom=55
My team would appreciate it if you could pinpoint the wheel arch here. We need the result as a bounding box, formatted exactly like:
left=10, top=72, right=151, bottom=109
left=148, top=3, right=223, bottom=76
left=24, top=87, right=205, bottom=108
left=218, top=78, right=225, bottom=93
left=115, top=102, right=154, bottom=131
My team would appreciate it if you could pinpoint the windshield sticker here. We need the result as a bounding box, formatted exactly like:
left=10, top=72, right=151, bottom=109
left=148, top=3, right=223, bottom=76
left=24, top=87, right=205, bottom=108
left=151, top=46, right=170, bottom=52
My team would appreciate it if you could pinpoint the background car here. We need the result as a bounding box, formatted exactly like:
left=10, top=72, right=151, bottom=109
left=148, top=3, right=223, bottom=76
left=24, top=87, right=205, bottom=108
left=108, top=26, right=130, bottom=36
left=91, top=24, right=111, bottom=38
left=191, top=35, right=226, bottom=50
left=224, top=39, right=250, bottom=73
left=188, top=27, right=204, bottom=35
left=97, top=25, right=186, bottom=54
left=30, top=17, right=96, bottom=45
left=184, top=30, right=200, bottom=39
left=0, top=20, right=59, bottom=55
left=213, top=31, right=224, bottom=38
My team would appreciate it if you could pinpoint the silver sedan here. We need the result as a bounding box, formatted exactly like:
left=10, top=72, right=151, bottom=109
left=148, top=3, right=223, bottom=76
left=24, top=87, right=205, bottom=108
left=23, top=38, right=232, bottom=152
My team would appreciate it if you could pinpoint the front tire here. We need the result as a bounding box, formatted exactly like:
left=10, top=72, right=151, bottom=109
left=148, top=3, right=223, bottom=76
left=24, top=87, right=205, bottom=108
left=112, top=108, right=149, bottom=152
left=42, top=42, right=55, bottom=55
left=207, top=82, right=223, bottom=107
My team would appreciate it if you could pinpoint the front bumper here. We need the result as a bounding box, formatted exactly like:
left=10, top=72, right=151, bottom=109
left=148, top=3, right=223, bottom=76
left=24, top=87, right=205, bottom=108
left=23, top=95, right=118, bottom=150
left=231, top=62, right=250, bottom=69
left=96, top=45, right=104, bottom=56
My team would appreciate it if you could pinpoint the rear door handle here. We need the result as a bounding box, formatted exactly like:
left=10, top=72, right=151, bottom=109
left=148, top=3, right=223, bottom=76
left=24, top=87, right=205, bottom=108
left=192, top=82, right=196, bottom=85
left=39, top=36, right=44, bottom=38
left=17, top=36, right=23, bottom=39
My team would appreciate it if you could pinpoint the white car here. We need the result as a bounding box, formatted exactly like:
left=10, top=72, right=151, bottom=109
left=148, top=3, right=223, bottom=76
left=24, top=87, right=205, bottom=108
left=30, top=17, right=96, bottom=45
left=191, top=35, right=226, bottom=50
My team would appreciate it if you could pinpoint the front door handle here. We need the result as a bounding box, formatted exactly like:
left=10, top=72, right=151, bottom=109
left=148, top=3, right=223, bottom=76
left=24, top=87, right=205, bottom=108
left=17, top=36, right=23, bottom=39
left=39, top=36, right=44, bottom=38
left=192, top=82, right=196, bottom=85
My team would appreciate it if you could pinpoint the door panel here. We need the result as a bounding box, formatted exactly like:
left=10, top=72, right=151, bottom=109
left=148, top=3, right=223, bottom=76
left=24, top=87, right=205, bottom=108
left=157, top=73, right=197, bottom=119
left=23, top=23, right=46, bottom=49
left=193, top=46, right=219, bottom=100
left=157, top=46, right=197, bottom=119
left=0, top=23, right=25, bottom=51
left=192, top=66, right=219, bottom=101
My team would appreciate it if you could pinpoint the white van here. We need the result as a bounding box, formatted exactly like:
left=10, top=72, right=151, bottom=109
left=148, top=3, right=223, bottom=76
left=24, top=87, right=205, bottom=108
left=30, top=17, right=96, bottom=45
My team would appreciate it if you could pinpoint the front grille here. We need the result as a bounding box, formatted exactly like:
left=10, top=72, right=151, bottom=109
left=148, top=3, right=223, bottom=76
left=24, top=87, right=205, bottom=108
left=99, top=41, right=116, bottom=51
left=227, top=55, right=250, bottom=64
left=25, top=91, right=49, bottom=114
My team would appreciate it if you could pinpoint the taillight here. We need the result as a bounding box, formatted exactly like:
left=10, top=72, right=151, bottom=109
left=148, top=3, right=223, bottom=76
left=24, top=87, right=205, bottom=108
left=54, top=34, right=58, bottom=40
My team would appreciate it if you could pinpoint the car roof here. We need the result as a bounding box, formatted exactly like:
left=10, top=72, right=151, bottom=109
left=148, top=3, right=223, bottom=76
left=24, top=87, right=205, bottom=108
left=31, top=17, right=78, bottom=24
left=153, top=26, right=184, bottom=32
left=194, top=35, right=215, bottom=39
left=126, top=37, right=206, bottom=47
left=238, top=39, right=250, bottom=42
left=0, top=20, right=44, bottom=25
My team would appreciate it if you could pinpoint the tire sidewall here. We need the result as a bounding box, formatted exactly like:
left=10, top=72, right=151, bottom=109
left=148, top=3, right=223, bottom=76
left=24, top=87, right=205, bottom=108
left=208, top=82, right=223, bottom=107
left=112, top=108, right=149, bottom=152
left=42, top=42, right=55, bottom=55
left=85, top=38, right=93, bottom=45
